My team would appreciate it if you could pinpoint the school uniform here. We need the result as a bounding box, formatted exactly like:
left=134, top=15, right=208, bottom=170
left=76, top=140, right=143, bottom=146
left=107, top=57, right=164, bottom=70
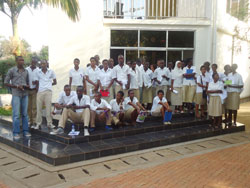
left=26, top=66, right=39, bottom=125
left=90, top=99, right=112, bottom=127
left=166, top=69, right=172, bottom=102
left=54, top=91, right=76, bottom=114
left=129, top=68, right=141, bottom=101
left=69, top=68, right=85, bottom=91
left=151, top=96, right=167, bottom=117
left=35, top=68, right=56, bottom=127
left=112, top=64, right=130, bottom=97
left=85, top=66, right=100, bottom=97
left=123, top=97, right=139, bottom=120
left=153, top=67, right=170, bottom=96
left=170, top=67, right=183, bottom=106
left=110, top=99, right=124, bottom=125
left=58, top=95, right=90, bottom=129
left=208, top=81, right=224, bottom=117
left=142, top=68, right=153, bottom=104
left=195, top=74, right=209, bottom=105
left=226, top=72, right=243, bottom=110
left=97, top=68, right=113, bottom=102
left=182, top=66, right=196, bottom=103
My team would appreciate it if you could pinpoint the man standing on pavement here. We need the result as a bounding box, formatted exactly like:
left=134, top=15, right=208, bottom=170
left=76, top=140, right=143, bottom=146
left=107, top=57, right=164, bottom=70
left=4, top=56, right=31, bottom=139
left=33, top=60, right=57, bottom=129
left=26, top=58, right=39, bottom=127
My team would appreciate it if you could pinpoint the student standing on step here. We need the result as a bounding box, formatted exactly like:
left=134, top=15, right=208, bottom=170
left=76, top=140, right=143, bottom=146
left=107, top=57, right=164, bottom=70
left=123, top=90, right=146, bottom=126
left=4, top=56, right=31, bottom=139
left=226, top=64, right=244, bottom=126
left=129, top=61, right=142, bottom=101
left=26, top=57, right=39, bottom=127
left=182, top=58, right=196, bottom=113
left=85, top=57, right=100, bottom=98
left=166, top=61, right=173, bottom=103
left=69, top=58, right=86, bottom=92
left=51, top=86, right=90, bottom=136
left=34, top=60, right=57, bottom=129
left=90, top=92, right=113, bottom=132
left=97, top=59, right=114, bottom=102
left=110, top=91, right=125, bottom=127
left=112, top=55, right=131, bottom=97
left=170, top=61, right=184, bottom=113
left=195, top=65, right=209, bottom=119
left=207, top=73, right=224, bottom=128
left=151, top=90, right=172, bottom=124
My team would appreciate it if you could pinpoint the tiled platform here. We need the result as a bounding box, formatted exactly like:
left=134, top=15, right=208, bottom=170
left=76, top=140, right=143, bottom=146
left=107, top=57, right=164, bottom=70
left=0, top=115, right=245, bottom=166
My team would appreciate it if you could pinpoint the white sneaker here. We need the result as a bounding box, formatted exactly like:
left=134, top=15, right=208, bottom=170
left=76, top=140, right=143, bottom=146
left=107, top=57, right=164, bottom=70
left=50, top=127, right=64, bottom=135
left=32, top=125, right=40, bottom=130
left=84, top=128, right=90, bottom=136
left=48, top=124, right=56, bottom=129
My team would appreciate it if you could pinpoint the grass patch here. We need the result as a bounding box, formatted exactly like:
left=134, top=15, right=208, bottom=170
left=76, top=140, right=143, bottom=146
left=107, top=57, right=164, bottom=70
left=0, top=107, right=12, bottom=116
left=0, top=88, right=9, bottom=94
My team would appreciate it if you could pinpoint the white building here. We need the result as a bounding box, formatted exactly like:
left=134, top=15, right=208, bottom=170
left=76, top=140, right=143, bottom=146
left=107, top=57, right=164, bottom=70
left=48, top=0, right=250, bottom=101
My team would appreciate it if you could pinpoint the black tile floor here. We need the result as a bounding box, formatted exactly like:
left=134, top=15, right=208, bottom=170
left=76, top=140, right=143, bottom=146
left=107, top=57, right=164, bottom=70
left=0, top=115, right=245, bottom=166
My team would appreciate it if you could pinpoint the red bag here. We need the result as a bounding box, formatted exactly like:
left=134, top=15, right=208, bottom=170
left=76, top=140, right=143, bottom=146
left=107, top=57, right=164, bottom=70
left=100, top=90, right=110, bottom=97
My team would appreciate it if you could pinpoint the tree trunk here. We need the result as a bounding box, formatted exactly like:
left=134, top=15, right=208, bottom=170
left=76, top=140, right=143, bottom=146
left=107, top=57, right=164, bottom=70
left=11, top=15, right=21, bottom=56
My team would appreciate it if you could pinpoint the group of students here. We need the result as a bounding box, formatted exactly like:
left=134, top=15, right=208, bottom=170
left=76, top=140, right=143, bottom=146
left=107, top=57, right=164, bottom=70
left=4, top=54, right=244, bottom=139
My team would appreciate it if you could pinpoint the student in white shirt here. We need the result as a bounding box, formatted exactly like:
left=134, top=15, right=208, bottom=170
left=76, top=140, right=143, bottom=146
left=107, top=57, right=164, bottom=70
left=170, top=61, right=183, bottom=113
left=207, top=72, right=224, bottom=128
left=141, top=62, right=153, bottom=109
left=53, top=85, right=76, bottom=115
left=110, top=91, right=125, bottom=126
left=90, top=92, right=112, bottom=131
left=210, top=64, right=224, bottom=82
left=182, top=58, right=196, bottom=112
left=69, top=58, right=86, bottom=91
left=204, top=61, right=212, bottom=79
left=194, top=65, right=209, bottom=118
left=151, top=90, right=172, bottom=124
left=85, top=57, right=100, bottom=97
left=112, top=55, right=131, bottom=97
left=226, top=64, right=244, bottom=126
left=154, top=59, right=170, bottom=96
left=26, top=58, right=39, bottom=126
left=124, top=90, right=146, bottom=126
left=166, top=62, right=173, bottom=102
left=51, top=86, right=90, bottom=136
left=33, top=60, right=56, bottom=129
left=108, top=58, right=116, bottom=98
left=129, top=61, right=142, bottom=101
left=97, top=59, right=114, bottom=102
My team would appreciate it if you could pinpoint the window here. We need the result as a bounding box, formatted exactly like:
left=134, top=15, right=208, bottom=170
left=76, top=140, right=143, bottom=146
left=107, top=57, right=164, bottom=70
left=140, top=31, right=166, bottom=47
left=227, top=0, right=248, bottom=21
left=111, top=30, right=138, bottom=47
left=140, top=51, right=166, bottom=64
left=168, top=31, right=194, bottom=48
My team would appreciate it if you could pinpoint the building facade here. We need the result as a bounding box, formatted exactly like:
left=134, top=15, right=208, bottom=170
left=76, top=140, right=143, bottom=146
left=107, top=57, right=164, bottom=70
left=48, top=0, right=250, bottom=101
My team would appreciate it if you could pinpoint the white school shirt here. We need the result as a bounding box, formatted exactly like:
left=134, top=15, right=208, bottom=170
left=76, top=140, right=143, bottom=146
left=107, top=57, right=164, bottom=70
left=142, top=68, right=153, bottom=88
left=167, top=70, right=172, bottom=86
left=68, top=95, right=91, bottom=113
left=110, top=99, right=124, bottom=112
left=182, top=66, right=196, bottom=86
left=171, top=71, right=183, bottom=88
left=196, top=74, right=209, bottom=93
left=129, top=68, right=141, bottom=89
left=35, top=69, right=56, bottom=93
left=153, top=67, right=170, bottom=86
left=151, top=96, right=167, bottom=113
left=57, top=91, right=76, bottom=105
left=97, top=68, right=113, bottom=87
left=26, top=66, right=39, bottom=89
left=85, top=66, right=100, bottom=86
left=90, top=98, right=111, bottom=114
left=208, top=81, right=224, bottom=97
left=69, top=68, right=84, bottom=86
left=123, top=97, right=138, bottom=111
left=209, top=71, right=224, bottom=82
left=226, top=72, right=244, bottom=93
left=136, top=65, right=144, bottom=87
left=112, top=64, right=130, bottom=86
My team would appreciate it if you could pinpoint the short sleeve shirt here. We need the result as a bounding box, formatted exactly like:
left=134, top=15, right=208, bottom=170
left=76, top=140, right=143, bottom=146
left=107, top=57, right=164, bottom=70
left=68, top=95, right=90, bottom=113
left=182, top=66, right=196, bottom=86
left=69, top=68, right=85, bottom=86
left=57, top=91, right=76, bottom=105
left=35, top=69, right=56, bottom=93
left=123, top=97, right=138, bottom=111
left=151, top=96, right=167, bottom=113
left=90, top=99, right=111, bottom=114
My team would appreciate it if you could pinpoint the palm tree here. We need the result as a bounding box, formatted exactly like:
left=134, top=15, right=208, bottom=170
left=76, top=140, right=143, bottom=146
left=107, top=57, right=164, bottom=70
left=0, top=0, right=80, bottom=56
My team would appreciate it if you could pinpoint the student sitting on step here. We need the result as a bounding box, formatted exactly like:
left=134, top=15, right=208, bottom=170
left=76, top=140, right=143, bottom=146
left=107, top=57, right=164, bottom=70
left=90, top=92, right=113, bottom=132
left=110, top=91, right=125, bottom=127
left=151, top=90, right=172, bottom=125
left=50, top=86, right=91, bottom=136
left=52, top=85, right=76, bottom=115
left=123, top=89, right=146, bottom=126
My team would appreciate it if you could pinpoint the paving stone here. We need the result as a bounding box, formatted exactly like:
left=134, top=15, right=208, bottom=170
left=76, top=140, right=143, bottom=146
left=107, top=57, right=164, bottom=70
left=0, top=160, right=29, bottom=174
left=218, top=137, right=243, bottom=144
left=10, top=165, right=43, bottom=180
left=138, top=152, right=165, bottom=162
left=169, top=145, right=194, bottom=155
left=184, top=143, right=207, bottom=152
left=207, top=139, right=232, bottom=147
left=0, top=156, right=19, bottom=166
left=22, top=172, right=64, bottom=188
left=120, top=155, right=147, bottom=166
left=59, top=167, right=89, bottom=181
left=82, top=163, right=112, bottom=176
left=195, top=141, right=219, bottom=149
left=155, top=149, right=182, bottom=159
left=103, top=159, right=130, bottom=171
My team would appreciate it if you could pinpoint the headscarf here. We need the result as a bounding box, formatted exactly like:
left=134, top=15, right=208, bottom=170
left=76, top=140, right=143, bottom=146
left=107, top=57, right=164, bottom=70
left=171, top=61, right=183, bottom=79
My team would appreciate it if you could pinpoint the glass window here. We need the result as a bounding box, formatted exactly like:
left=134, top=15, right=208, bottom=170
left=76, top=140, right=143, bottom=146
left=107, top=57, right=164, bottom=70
left=183, top=50, right=194, bottom=60
left=140, top=31, right=166, bottom=47
left=126, top=50, right=138, bottom=62
left=167, top=51, right=182, bottom=63
left=168, top=31, right=194, bottom=48
left=111, top=30, right=138, bottom=47
left=140, top=51, right=166, bottom=64
left=110, top=49, right=124, bottom=65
